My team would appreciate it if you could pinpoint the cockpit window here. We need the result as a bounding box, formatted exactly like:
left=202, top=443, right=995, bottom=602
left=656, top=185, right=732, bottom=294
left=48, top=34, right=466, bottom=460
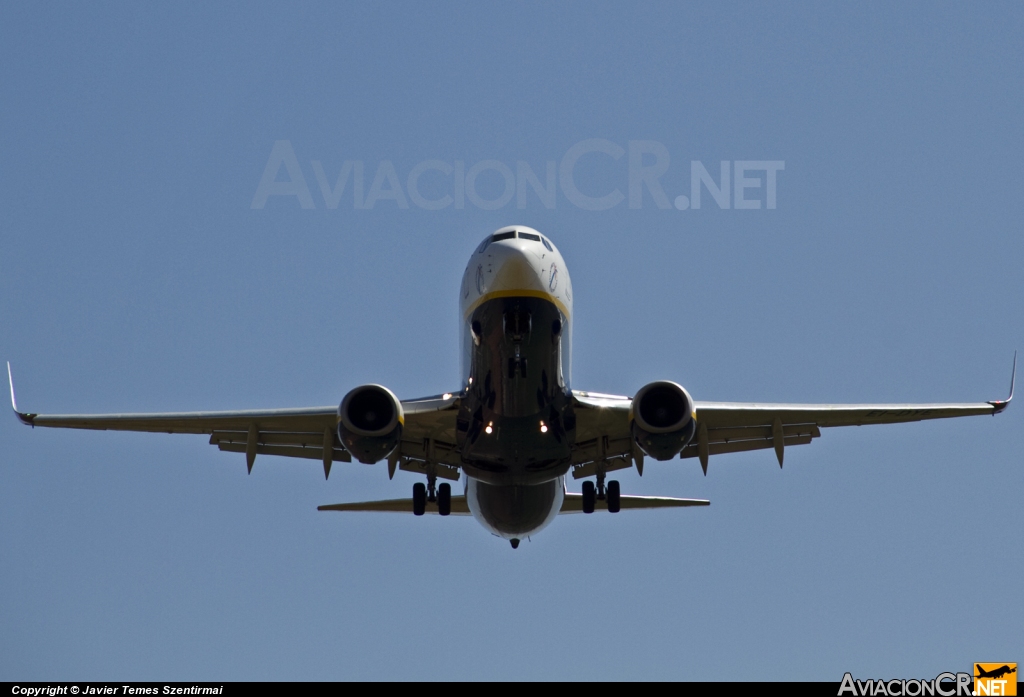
left=541, top=237, right=553, bottom=252
left=476, top=237, right=492, bottom=253
left=518, top=232, right=540, bottom=242
left=492, top=231, right=516, bottom=242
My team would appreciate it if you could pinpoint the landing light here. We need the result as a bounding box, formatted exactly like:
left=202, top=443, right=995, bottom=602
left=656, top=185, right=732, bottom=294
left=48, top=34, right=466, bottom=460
left=485, top=422, right=493, bottom=435
left=539, top=421, right=548, bottom=433
left=442, top=393, right=452, bottom=400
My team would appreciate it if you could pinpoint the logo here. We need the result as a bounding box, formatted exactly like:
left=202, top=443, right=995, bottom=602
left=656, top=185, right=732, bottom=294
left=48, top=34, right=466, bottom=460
left=840, top=672, right=971, bottom=696
left=975, top=664, right=1017, bottom=696
left=476, top=264, right=485, bottom=295
left=838, top=666, right=1018, bottom=697
left=250, top=140, right=785, bottom=212
left=548, top=263, right=559, bottom=292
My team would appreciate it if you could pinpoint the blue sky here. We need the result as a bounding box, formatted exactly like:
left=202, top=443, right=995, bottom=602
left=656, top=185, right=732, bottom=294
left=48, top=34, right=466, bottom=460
left=2, top=2, right=1021, bottom=681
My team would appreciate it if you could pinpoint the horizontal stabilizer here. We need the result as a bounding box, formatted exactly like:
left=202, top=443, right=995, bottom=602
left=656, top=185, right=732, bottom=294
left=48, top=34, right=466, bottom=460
left=559, top=493, right=709, bottom=514
left=319, top=494, right=708, bottom=515
left=318, top=496, right=471, bottom=516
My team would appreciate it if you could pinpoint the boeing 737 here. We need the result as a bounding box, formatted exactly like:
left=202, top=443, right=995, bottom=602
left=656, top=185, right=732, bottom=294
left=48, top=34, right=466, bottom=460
left=7, top=226, right=1015, bottom=548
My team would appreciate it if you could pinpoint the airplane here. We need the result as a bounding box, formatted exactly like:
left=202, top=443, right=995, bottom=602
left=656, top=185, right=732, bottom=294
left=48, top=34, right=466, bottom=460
left=975, top=665, right=1016, bottom=680
left=7, top=226, right=1016, bottom=549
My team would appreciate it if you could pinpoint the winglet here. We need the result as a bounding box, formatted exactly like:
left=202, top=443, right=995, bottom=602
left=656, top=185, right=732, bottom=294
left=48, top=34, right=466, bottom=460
left=989, top=351, right=1015, bottom=414
left=7, top=362, right=35, bottom=426
left=7, top=362, right=17, bottom=412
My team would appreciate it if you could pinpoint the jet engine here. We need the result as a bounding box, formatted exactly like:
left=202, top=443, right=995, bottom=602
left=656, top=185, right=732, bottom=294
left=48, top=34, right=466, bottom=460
left=337, top=384, right=404, bottom=464
left=630, top=380, right=696, bottom=461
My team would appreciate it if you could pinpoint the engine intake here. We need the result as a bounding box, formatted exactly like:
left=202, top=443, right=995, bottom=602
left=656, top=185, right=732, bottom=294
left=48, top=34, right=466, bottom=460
left=338, top=384, right=404, bottom=464
left=631, top=381, right=696, bottom=461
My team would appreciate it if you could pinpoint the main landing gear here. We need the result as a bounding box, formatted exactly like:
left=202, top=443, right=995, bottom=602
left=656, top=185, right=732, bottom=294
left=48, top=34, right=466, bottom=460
left=582, top=473, right=620, bottom=514
left=438, top=483, right=451, bottom=516
left=412, top=474, right=451, bottom=517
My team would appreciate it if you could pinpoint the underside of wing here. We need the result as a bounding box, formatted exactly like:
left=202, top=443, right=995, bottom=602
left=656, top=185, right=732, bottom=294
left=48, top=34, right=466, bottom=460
left=693, top=400, right=1007, bottom=429
left=390, top=393, right=462, bottom=477
left=571, top=356, right=1013, bottom=472
left=682, top=397, right=1010, bottom=470
left=8, top=364, right=463, bottom=475
left=13, top=402, right=351, bottom=460
left=569, top=391, right=636, bottom=477
left=9, top=355, right=1012, bottom=479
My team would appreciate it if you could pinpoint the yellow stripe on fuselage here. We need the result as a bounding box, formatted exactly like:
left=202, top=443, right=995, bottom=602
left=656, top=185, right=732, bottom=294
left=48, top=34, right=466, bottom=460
left=463, top=289, right=570, bottom=320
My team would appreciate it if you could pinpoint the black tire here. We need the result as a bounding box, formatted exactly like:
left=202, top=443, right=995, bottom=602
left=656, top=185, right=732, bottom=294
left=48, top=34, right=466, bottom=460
left=412, top=482, right=426, bottom=516
left=582, top=480, right=596, bottom=514
left=438, top=482, right=451, bottom=516
left=607, top=480, right=621, bottom=513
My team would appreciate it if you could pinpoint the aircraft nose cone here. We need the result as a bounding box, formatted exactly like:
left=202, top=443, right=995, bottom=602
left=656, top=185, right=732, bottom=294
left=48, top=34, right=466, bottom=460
left=490, top=244, right=545, bottom=294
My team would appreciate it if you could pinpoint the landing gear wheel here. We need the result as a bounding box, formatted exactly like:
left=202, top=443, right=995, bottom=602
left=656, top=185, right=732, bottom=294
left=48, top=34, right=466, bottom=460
left=582, top=480, right=596, bottom=514
left=607, top=480, right=621, bottom=513
left=412, top=482, right=426, bottom=516
left=438, top=482, right=451, bottom=516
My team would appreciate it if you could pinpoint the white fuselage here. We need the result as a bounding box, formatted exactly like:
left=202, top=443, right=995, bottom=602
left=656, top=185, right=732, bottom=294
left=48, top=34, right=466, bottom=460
left=458, top=226, right=573, bottom=386
left=456, top=226, right=575, bottom=540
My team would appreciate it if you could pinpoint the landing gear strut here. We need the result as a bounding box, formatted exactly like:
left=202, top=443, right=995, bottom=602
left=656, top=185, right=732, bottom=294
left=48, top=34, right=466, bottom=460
left=413, top=468, right=438, bottom=517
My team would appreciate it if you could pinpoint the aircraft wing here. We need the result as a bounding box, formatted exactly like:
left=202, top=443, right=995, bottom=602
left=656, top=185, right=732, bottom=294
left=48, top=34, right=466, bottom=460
left=570, top=356, right=1014, bottom=474
left=9, top=357, right=1013, bottom=478
left=7, top=363, right=461, bottom=478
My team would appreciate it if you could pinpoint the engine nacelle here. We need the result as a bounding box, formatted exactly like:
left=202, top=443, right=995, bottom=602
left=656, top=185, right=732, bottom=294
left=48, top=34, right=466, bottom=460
left=337, top=384, right=404, bottom=464
left=630, top=380, right=696, bottom=461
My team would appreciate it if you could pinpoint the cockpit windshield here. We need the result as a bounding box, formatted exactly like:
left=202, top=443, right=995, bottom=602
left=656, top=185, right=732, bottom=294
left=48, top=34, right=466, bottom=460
left=478, top=229, right=552, bottom=253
